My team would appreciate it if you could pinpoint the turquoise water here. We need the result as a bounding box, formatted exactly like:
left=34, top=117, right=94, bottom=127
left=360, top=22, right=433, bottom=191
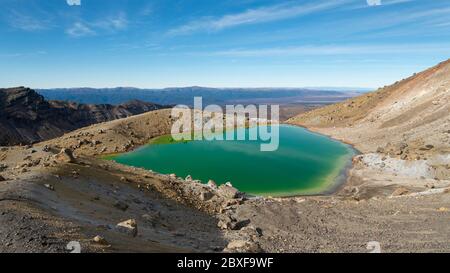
left=107, top=125, right=356, bottom=197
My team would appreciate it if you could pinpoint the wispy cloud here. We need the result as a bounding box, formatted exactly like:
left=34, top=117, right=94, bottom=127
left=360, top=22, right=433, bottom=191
left=205, top=44, right=450, bottom=57
left=358, top=6, right=450, bottom=33
left=168, top=0, right=350, bottom=36
left=0, top=51, right=47, bottom=58
left=65, top=13, right=128, bottom=38
left=382, top=0, right=416, bottom=6
left=66, top=22, right=95, bottom=37
left=93, top=12, right=128, bottom=31
left=7, top=11, right=50, bottom=31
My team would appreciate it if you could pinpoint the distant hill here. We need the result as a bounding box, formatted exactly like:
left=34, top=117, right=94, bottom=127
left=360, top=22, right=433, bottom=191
left=38, top=87, right=356, bottom=106
left=0, top=87, right=166, bottom=146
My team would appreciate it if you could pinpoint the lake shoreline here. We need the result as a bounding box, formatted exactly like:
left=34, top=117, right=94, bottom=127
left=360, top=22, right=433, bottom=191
left=108, top=123, right=358, bottom=198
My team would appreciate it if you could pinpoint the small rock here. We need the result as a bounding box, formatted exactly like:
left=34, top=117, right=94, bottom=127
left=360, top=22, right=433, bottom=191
left=207, top=180, right=218, bottom=189
left=0, top=164, right=8, bottom=171
left=0, top=175, right=6, bottom=182
left=226, top=240, right=247, bottom=249
left=92, top=235, right=108, bottom=245
left=437, top=207, right=449, bottom=212
left=217, top=216, right=234, bottom=230
left=114, top=201, right=129, bottom=211
left=54, top=148, right=76, bottom=163
left=199, top=190, right=214, bottom=201
left=241, top=225, right=263, bottom=237
left=231, top=219, right=251, bottom=230
left=142, top=212, right=161, bottom=226
left=44, top=184, right=55, bottom=191
left=185, top=175, right=192, bottom=182
left=391, top=187, right=409, bottom=196
left=420, top=145, right=434, bottom=151
left=217, top=184, right=240, bottom=199
left=116, top=219, right=138, bottom=237
left=93, top=140, right=102, bottom=145
left=224, top=240, right=262, bottom=253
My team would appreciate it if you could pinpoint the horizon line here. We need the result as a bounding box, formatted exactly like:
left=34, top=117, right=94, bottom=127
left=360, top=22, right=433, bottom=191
left=26, top=85, right=375, bottom=92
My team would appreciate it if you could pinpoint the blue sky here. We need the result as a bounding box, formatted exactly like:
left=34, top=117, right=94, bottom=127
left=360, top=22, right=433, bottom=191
left=1, top=0, right=450, bottom=89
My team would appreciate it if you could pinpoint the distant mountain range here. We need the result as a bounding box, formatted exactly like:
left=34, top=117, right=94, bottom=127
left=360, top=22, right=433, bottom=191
left=38, top=87, right=358, bottom=106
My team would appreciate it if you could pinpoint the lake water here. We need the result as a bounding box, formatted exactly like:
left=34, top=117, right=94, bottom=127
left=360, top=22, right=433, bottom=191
left=107, top=125, right=356, bottom=197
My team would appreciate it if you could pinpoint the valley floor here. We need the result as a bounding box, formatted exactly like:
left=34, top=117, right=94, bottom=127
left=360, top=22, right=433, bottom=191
left=0, top=109, right=449, bottom=253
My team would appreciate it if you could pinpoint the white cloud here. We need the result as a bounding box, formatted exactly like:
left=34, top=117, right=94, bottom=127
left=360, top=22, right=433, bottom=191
left=65, top=13, right=128, bottom=37
left=67, top=0, right=81, bottom=6
left=8, top=11, right=49, bottom=31
left=94, top=13, right=128, bottom=31
left=367, top=0, right=382, bottom=6
left=168, top=0, right=349, bottom=36
left=66, top=22, right=95, bottom=37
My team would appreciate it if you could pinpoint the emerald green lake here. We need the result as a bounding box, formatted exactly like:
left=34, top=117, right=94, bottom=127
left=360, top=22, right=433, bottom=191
left=107, top=125, right=356, bottom=197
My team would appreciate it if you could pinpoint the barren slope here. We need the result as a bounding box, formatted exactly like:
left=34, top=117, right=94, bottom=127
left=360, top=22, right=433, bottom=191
left=288, top=60, right=450, bottom=181
left=288, top=59, right=450, bottom=156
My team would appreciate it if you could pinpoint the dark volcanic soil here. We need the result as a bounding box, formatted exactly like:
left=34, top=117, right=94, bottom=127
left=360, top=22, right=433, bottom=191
left=0, top=87, right=166, bottom=146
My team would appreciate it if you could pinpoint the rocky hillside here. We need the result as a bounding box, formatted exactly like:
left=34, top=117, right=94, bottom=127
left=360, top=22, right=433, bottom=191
left=0, top=87, right=166, bottom=146
left=289, top=59, right=450, bottom=160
